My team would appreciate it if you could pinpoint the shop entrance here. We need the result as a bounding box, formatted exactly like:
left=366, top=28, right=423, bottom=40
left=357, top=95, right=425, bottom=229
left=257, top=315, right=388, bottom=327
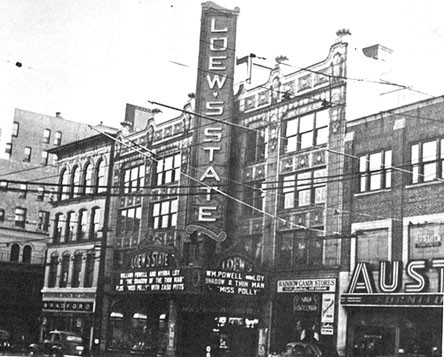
left=179, top=312, right=259, bottom=357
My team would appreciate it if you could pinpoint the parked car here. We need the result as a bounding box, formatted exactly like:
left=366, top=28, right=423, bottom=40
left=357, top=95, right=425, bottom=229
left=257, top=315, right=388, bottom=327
left=29, top=330, right=88, bottom=357
left=277, top=341, right=339, bottom=357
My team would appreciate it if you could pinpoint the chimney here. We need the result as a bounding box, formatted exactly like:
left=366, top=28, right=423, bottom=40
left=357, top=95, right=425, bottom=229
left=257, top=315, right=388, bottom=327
left=55, top=112, right=62, bottom=118
left=362, top=44, right=393, bottom=61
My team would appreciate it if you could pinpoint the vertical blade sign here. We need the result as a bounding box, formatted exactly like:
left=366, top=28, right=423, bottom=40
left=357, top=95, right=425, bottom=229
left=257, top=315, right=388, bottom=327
left=188, top=2, right=239, bottom=241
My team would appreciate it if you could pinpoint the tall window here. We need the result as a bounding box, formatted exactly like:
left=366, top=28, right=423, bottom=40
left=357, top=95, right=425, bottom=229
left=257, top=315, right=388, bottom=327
left=278, top=229, right=324, bottom=267
left=411, top=139, right=444, bottom=184
left=43, top=128, right=51, bottom=143
left=156, top=154, right=181, bottom=185
left=95, top=160, right=106, bottom=193
left=71, top=166, right=81, bottom=198
left=54, top=131, right=62, bottom=146
left=245, top=128, right=266, bottom=163
left=243, top=181, right=264, bottom=216
left=22, top=245, right=32, bottom=263
left=84, top=253, right=95, bottom=287
left=71, top=253, right=83, bottom=288
left=14, top=207, right=26, bottom=228
left=10, top=243, right=20, bottom=262
left=41, top=151, right=49, bottom=166
left=24, top=146, right=32, bottom=162
left=0, top=209, right=5, bottom=223
left=53, top=213, right=64, bottom=243
left=12, top=122, right=19, bottom=137
left=59, top=168, right=70, bottom=200
left=37, top=186, right=45, bottom=201
left=284, top=110, right=329, bottom=153
left=77, top=209, right=88, bottom=240
left=90, top=207, right=101, bottom=239
left=83, top=163, right=93, bottom=194
left=122, top=164, right=145, bottom=194
left=359, top=150, right=392, bottom=192
left=282, top=168, right=327, bottom=209
left=38, top=211, right=50, bottom=231
left=65, top=211, right=75, bottom=242
left=48, top=255, right=58, bottom=288
left=19, top=184, right=27, bottom=198
left=356, top=229, right=389, bottom=268
left=152, top=199, right=178, bottom=229
left=60, top=254, right=70, bottom=288
left=117, top=207, right=142, bottom=236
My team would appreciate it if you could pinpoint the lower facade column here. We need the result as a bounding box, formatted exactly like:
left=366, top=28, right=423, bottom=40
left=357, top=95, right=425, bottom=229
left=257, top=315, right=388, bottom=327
left=166, top=298, right=178, bottom=357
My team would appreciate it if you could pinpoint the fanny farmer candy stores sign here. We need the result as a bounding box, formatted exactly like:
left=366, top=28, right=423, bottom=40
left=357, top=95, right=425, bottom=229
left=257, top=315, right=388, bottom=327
left=186, top=2, right=239, bottom=242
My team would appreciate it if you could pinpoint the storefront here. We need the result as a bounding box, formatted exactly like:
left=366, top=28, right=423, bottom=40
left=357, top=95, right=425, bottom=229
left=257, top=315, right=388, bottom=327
left=341, top=260, right=443, bottom=357
left=108, top=247, right=267, bottom=357
left=41, top=293, right=95, bottom=348
left=272, top=276, right=337, bottom=352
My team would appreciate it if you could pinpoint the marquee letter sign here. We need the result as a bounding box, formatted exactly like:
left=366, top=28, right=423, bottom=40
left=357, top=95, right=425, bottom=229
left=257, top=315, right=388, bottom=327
left=187, top=2, right=239, bottom=241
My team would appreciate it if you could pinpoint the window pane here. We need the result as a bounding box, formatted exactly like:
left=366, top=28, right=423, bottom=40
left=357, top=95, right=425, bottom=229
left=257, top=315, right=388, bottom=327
left=286, top=118, right=298, bottom=137
left=161, top=201, right=170, bottom=215
left=314, top=186, right=326, bottom=203
left=298, top=190, right=311, bottom=206
left=153, top=203, right=160, bottom=216
left=300, top=132, right=313, bottom=149
left=359, top=156, right=367, bottom=173
left=370, top=172, right=382, bottom=190
left=423, top=162, right=436, bottom=182
left=316, top=110, right=329, bottom=128
left=299, top=113, right=314, bottom=132
left=286, top=137, right=298, bottom=152
left=369, top=152, right=382, bottom=171
left=423, top=141, right=436, bottom=162
left=356, top=229, right=388, bottom=267
left=316, top=127, right=328, bottom=145
left=411, top=144, right=419, bottom=164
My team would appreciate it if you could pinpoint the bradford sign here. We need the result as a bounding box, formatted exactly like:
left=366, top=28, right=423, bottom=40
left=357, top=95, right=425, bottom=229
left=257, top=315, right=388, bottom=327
left=186, top=2, right=239, bottom=242
left=341, top=260, right=444, bottom=307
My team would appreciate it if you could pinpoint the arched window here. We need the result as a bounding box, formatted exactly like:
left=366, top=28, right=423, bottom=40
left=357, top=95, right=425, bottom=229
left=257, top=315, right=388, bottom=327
left=84, top=252, right=95, bottom=287
left=83, top=162, right=93, bottom=195
left=71, top=252, right=83, bottom=288
left=71, top=166, right=81, bottom=198
left=77, top=209, right=88, bottom=240
left=95, top=159, right=106, bottom=193
left=53, top=213, right=64, bottom=243
left=59, top=168, right=70, bottom=200
left=22, top=245, right=32, bottom=263
left=60, top=253, right=70, bottom=288
left=10, top=243, right=19, bottom=262
left=65, top=211, right=75, bottom=242
left=48, top=254, right=59, bottom=288
left=90, top=207, right=101, bottom=239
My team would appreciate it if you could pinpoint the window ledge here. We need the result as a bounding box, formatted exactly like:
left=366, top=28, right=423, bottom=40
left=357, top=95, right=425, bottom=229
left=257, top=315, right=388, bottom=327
left=406, top=180, right=442, bottom=189
left=354, top=188, right=391, bottom=197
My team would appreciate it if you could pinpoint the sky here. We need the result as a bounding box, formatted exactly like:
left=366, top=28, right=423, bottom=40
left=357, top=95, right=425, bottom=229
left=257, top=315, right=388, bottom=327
left=1, top=0, right=444, bottom=137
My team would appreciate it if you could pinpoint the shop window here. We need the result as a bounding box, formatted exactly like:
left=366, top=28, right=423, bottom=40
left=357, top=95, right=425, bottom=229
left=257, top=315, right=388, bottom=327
left=283, top=110, right=329, bottom=153
left=156, top=153, right=181, bottom=185
left=83, top=162, right=93, bottom=194
left=117, top=206, right=141, bottom=236
left=12, top=122, right=19, bottom=137
left=122, top=164, right=145, bottom=194
left=71, top=165, right=81, bottom=198
left=54, top=131, right=62, bottom=146
left=89, top=207, right=101, bottom=239
left=24, top=146, right=32, bottom=162
left=43, top=128, right=51, bottom=144
left=359, top=150, right=392, bottom=192
left=60, top=254, right=70, bottom=288
left=38, top=210, right=50, bottom=231
left=95, top=159, right=106, bottom=193
left=53, top=213, right=64, bottom=243
left=243, top=181, right=264, bottom=216
left=84, top=253, right=95, bottom=287
left=245, top=128, right=266, bottom=163
left=152, top=199, right=178, bottom=229
left=282, top=168, right=326, bottom=209
left=10, top=243, right=19, bottom=262
left=22, top=245, right=32, bottom=263
left=409, top=223, right=444, bottom=260
left=65, top=211, right=75, bottom=242
left=278, top=229, right=324, bottom=268
left=48, top=254, right=58, bottom=288
left=355, top=229, right=389, bottom=268
left=14, top=207, right=26, bottom=228
left=5, top=143, right=12, bottom=157
left=411, top=139, right=444, bottom=184
left=71, top=253, right=83, bottom=288
left=77, top=209, right=88, bottom=240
